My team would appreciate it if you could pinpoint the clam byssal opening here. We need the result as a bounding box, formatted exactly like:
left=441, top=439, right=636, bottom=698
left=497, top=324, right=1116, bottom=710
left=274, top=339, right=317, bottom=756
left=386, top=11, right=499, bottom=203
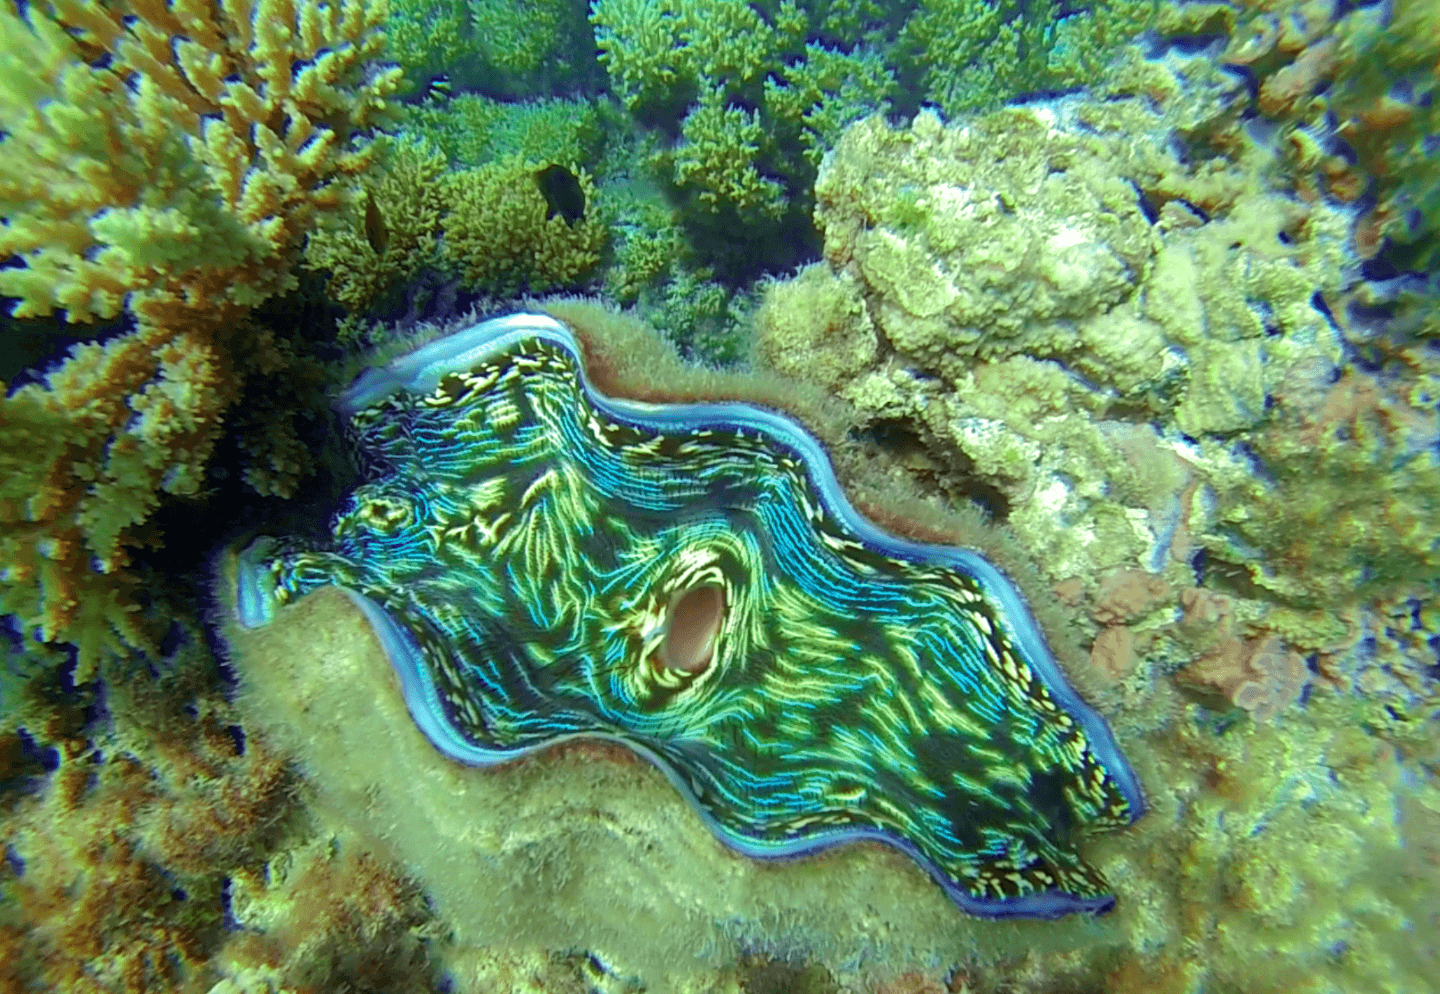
left=232, top=311, right=1146, bottom=920
left=658, top=584, right=726, bottom=675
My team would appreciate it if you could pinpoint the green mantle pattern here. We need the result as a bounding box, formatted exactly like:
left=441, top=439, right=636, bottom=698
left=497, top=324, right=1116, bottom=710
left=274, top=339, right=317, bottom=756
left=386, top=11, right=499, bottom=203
left=234, top=313, right=1145, bottom=918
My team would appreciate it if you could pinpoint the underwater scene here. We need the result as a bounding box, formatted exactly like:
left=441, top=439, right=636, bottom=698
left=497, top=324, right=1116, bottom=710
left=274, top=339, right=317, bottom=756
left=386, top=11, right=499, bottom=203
left=0, top=0, right=1437, bottom=990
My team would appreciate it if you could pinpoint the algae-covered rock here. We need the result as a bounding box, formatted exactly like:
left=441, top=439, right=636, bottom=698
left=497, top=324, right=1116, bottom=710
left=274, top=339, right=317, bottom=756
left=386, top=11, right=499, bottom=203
left=817, top=108, right=1156, bottom=370
left=802, top=102, right=1348, bottom=433
left=759, top=78, right=1439, bottom=713
left=756, top=91, right=1372, bottom=613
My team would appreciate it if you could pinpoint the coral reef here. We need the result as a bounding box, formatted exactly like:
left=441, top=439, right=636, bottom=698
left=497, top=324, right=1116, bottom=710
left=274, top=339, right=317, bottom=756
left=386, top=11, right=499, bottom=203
left=1177, top=634, right=1311, bottom=722
left=742, top=29, right=1438, bottom=994
left=1, top=0, right=1437, bottom=988
left=0, top=0, right=400, bottom=327
left=0, top=611, right=456, bottom=994
left=384, top=0, right=599, bottom=98
left=591, top=0, right=897, bottom=225
left=400, top=93, right=607, bottom=172
left=756, top=76, right=1439, bottom=734
left=378, top=0, right=469, bottom=94
left=793, top=100, right=1348, bottom=433
left=896, top=0, right=1159, bottom=118
left=1090, top=696, right=1440, bottom=994
left=589, top=0, right=1163, bottom=234
left=1220, top=0, right=1440, bottom=275
left=217, top=842, right=442, bottom=994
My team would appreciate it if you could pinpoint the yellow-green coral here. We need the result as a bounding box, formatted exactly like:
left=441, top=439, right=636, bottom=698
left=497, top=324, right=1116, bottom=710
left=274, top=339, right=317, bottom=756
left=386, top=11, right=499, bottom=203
left=602, top=191, right=687, bottom=305
left=592, top=0, right=893, bottom=222
left=0, top=0, right=399, bottom=327
left=799, top=99, right=1348, bottom=433
left=304, top=139, right=449, bottom=312
left=442, top=157, right=606, bottom=294
left=671, top=83, right=788, bottom=219
left=466, top=0, right=584, bottom=79
left=0, top=0, right=400, bottom=678
left=379, top=0, right=469, bottom=92
left=898, top=0, right=1160, bottom=118
left=761, top=42, right=897, bottom=167
left=384, top=0, right=594, bottom=95
left=401, top=94, right=606, bottom=171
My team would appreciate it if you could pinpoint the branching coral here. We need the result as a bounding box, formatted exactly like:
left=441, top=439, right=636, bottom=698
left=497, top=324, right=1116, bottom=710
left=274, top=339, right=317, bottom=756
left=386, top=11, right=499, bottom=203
left=1, top=323, right=239, bottom=672
left=591, top=0, right=1165, bottom=232
left=0, top=0, right=400, bottom=327
left=591, top=0, right=894, bottom=225
left=0, top=0, right=401, bottom=678
left=896, top=0, right=1159, bottom=118
left=671, top=82, right=790, bottom=219
left=379, top=0, right=469, bottom=94
left=386, top=0, right=597, bottom=98
left=594, top=164, right=758, bottom=364
left=401, top=93, right=606, bottom=171
left=304, top=138, right=450, bottom=313
left=442, top=156, right=606, bottom=295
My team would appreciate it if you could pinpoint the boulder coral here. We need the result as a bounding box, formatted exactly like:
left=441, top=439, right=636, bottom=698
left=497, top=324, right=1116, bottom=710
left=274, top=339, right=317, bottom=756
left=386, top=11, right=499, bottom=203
left=793, top=101, right=1350, bottom=437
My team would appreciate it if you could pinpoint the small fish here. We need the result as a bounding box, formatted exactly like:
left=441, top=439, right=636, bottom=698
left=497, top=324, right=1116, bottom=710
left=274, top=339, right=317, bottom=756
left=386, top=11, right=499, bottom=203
left=534, top=164, right=586, bottom=225
left=363, top=188, right=388, bottom=256
left=421, top=74, right=451, bottom=102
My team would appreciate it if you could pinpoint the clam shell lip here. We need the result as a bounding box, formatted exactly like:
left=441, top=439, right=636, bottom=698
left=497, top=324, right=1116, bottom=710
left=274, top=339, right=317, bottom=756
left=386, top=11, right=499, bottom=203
left=329, top=312, right=1146, bottom=823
